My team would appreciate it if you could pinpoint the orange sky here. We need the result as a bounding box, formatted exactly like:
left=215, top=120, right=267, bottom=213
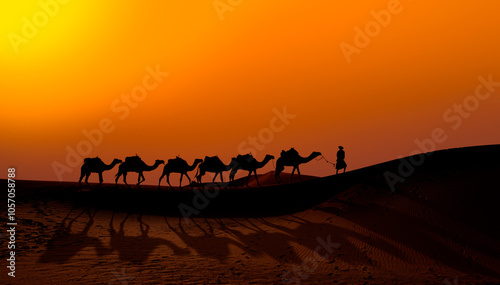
left=1, top=1, right=499, bottom=183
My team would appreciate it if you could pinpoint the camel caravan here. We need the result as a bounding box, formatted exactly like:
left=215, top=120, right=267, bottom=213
left=79, top=147, right=348, bottom=189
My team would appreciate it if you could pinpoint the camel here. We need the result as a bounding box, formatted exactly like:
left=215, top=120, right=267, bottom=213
left=229, top=154, right=275, bottom=187
left=115, top=156, right=164, bottom=187
left=158, top=157, right=203, bottom=189
left=195, top=156, right=231, bottom=184
left=275, top=148, right=321, bottom=183
left=79, top=157, right=122, bottom=187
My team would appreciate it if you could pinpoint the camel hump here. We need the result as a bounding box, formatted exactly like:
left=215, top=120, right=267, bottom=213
left=125, top=155, right=142, bottom=163
left=237, top=154, right=253, bottom=161
left=281, top=148, right=298, bottom=159
left=84, top=157, right=101, bottom=163
left=204, top=156, right=220, bottom=163
left=168, top=157, right=184, bottom=164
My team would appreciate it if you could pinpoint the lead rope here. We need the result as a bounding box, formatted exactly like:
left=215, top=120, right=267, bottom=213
left=316, top=155, right=335, bottom=167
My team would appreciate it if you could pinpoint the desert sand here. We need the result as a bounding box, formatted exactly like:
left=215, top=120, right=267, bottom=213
left=1, top=145, right=500, bottom=284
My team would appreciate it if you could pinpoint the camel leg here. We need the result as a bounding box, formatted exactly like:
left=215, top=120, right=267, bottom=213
left=290, top=167, right=296, bottom=183
left=185, top=174, right=192, bottom=187
left=246, top=171, right=252, bottom=187
left=158, top=173, right=165, bottom=189
left=115, top=173, right=121, bottom=186
left=123, top=173, right=129, bottom=187
left=296, top=167, right=302, bottom=181
left=179, top=173, right=183, bottom=189
left=212, top=172, right=218, bottom=183
left=220, top=172, right=224, bottom=183
left=98, top=172, right=104, bottom=185
left=79, top=170, right=85, bottom=188
left=229, top=169, right=236, bottom=182
left=196, top=170, right=202, bottom=184
left=167, top=173, right=173, bottom=188
left=198, top=169, right=206, bottom=184
left=275, top=163, right=284, bottom=184
left=336, top=169, right=339, bottom=175
left=254, top=170, right=261, bottom=187
left=137, top=173, right=145, bottom=186
left=84, top=173, right=90, bottom=187
left=275, top=171, right=281, bottom=183
left=275, top=171, right=281, bottom=184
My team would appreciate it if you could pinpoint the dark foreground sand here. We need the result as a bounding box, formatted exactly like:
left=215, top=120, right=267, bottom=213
left=1, top=145, right=500, bottom=284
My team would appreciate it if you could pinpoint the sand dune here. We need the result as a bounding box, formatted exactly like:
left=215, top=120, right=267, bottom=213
left=2, top=145, right=500, bottom=284
left=228, top=171, right=318, bottom=188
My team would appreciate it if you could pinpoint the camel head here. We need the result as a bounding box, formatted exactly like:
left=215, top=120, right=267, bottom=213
left=155, top=160, right=165, bottom=166
left=194, top=158, right=203, bottom=165
left=265, top=154, right=275, bottom=160
left=112, top=158, right=123, bottom=164
left=311, top=151, right=322, bottom=158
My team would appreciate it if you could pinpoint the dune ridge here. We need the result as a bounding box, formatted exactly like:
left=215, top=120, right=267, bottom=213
left=2, top=145, right=499, bottom=284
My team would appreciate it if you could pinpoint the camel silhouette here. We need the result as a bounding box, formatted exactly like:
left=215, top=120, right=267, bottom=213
left=115, top=155, right=164, bottom=187
left=229, top=154, right=275, bottom=187
left=158, top=157, right=203, bottom=189
left=275, top=148, right=321, bottom=183
left=79, top=157, right=122, bottom=187
left=195, top=156, right=231, bottom=184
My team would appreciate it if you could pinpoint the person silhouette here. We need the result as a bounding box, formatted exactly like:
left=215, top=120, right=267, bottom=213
left=336, top=146, right=347, bottom=174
